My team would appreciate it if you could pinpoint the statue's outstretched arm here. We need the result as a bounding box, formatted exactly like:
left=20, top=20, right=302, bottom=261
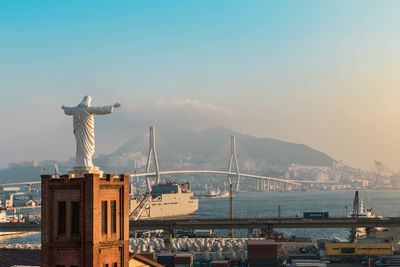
left=88, top=103, right=120, bottom=115
left=88, top=105, right=114, bottom=115
left=62, top=105, right=74, bottom=116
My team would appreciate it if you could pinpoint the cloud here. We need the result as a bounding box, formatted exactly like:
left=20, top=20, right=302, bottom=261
left=115, top=98, right=234, bottom=131
left=153, top=98, right=233, bottom=115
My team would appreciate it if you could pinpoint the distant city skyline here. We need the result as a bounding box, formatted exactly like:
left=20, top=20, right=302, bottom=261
left=1, top=1, right=400, bottom=170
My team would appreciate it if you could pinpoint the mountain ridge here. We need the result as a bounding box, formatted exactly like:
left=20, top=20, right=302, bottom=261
left=97, top=126, right=335, bottom=171
left=0, top=126, right=335, bottom=182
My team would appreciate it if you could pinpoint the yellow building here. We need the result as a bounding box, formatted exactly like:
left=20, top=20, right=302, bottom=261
left=129, top=254, right=165, bottom=267
left=326, top=242, right=392, bottom=256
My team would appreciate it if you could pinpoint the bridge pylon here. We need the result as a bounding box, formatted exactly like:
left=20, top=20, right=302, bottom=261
left=145, top=126, right=161, bottom=191
left=228, top=136, right=241, bottom=192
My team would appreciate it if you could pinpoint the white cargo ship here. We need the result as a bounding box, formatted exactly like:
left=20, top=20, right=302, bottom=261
left=130, top=182, right=198, bottom=220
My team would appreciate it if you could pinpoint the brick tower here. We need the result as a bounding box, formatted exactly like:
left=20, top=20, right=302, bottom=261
left=41, top=173, right=129, bottom=267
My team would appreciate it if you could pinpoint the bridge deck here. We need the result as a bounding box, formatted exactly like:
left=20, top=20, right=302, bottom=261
left=131, top=170, right=329, bottom=185
left=130, top=217, right=400, bottom=230
left=2, top=217, right=399, bottom=232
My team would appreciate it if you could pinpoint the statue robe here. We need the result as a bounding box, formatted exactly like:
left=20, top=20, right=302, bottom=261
left=63, top=105, right=114, bottom=167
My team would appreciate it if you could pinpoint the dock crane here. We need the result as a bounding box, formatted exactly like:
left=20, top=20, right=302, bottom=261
left=349, top=191, right=359, bottom=242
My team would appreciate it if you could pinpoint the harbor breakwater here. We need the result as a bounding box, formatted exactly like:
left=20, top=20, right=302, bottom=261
left=0, top=238, right=256, bottom=261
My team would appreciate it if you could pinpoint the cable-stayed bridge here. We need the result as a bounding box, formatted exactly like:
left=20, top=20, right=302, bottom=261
left=0, top=126, right=332, bottom=192
left=132, top=126, right=332, bottom=192
left=132, top=170, right=322, bottom=186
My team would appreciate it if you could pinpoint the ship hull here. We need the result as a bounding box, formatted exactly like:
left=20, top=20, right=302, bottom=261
left=137, top=196, right=198, bottom=219
left=130, top=183, right=199, bottom=220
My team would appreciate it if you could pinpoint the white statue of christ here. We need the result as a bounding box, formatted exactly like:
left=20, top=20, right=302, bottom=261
left=62, top=95, right=120, bottom=169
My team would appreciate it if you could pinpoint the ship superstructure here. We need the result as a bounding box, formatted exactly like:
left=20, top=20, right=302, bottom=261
left=130, top=182, right=198, bottom=220
left=349, top=191, right=385, bottom=240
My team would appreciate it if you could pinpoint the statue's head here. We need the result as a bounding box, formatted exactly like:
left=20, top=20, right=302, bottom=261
left=79, top=95, right=92, bottom=107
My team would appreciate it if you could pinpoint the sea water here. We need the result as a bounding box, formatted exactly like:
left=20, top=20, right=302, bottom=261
left=194, top=190, right=400, bottom=240
left=4, top=190, right=400, bottom=244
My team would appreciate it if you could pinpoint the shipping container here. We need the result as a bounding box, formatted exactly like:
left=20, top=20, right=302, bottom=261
left=247, top=251, right=277, bottom=259
left=247, top=239, right=278, bottom=260
left=157, top=253, right=176, bottom=263
left=247, top=258, right=277, bottom=265
left=175, top=254, right=194, bottom=265
left=303, top=212, right=329, bottom=219
left=157, top=258, right=175, bottom=263
left=248, top=246, right=277, bottom=252
left=247, top=240, right=277, bottom=246
left=247, top=241, right=277, bottom=251
left=211, top=260, right=230, bottom=267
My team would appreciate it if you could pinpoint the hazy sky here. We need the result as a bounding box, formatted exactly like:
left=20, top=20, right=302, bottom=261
left=1, top=1, right=400, bottom=170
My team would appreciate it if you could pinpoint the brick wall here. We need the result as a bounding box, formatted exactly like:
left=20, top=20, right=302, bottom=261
left=41, top=173, right=129, bottom=267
